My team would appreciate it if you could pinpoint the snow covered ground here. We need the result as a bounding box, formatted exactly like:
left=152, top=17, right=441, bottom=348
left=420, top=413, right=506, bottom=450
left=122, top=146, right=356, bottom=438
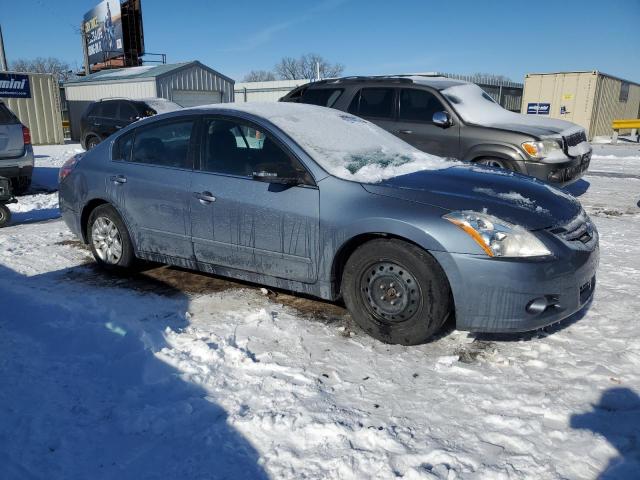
left=1, top=143, right=639, bottom=479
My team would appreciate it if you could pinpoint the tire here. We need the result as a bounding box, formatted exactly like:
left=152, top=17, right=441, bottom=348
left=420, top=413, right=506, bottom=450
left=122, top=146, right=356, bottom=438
left=87, top=204, right=135, bottom=269
left=0, top=205, right=11, bottom=227
left=86, top=135, right=100, bottom=150
left=475, top=157, right=512, bottom=171
left=12, top=177, right=32, bottom=196
left=342, top=239, right=452, bottom=345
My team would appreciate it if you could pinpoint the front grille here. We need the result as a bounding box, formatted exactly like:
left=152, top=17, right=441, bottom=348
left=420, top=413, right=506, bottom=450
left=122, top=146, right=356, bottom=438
left=549, top=211, right=595, bottom=245
left=564, top=130, right=587, bottom=147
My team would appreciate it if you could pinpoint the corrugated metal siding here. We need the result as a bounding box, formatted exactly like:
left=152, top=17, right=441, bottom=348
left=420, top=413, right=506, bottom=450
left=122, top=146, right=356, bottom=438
left=65, top=80, right=157, bottom=101
left=591, top=75, right=640, bottom=137
left=3, top=73, right=64, bottom=145
left=156, top=64, right=234, bottom=103
left=234, top=79, right=310, bottom=102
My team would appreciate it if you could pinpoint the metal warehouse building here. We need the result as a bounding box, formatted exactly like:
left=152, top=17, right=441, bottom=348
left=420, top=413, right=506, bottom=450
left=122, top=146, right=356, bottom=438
left=0, top=72, right=64, bottom=145
left=522, top=71, right=640, bottom=139
left=64, top=61, right=234, bottom=140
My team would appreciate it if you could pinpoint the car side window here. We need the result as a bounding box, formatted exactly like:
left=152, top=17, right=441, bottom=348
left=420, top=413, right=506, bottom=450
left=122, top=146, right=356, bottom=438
left=200, top=118, right=311, bottom=183
left=348, top=88, right=394, bottom=118
left=113, top=130, right=135, bottom=162
left=399, top=89, right=446, bottom=123
left=88, top=103, right=103, bottom=118
left=101, top=101, right=118, bottom=119
left=300, top=88, right=343, bottom=107
left=128, top=120, right=194, bottom=169
left=119, top=102, right=139, bottom=122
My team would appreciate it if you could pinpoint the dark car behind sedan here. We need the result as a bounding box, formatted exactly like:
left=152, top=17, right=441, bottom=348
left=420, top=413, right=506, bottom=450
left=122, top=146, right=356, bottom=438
left=59, top=103, right=598, bottom=345
left=80, top=97, right=180, bottom=150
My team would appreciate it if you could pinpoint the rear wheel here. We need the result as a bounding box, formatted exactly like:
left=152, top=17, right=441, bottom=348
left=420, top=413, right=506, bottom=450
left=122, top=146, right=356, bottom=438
left=86, top=135, right=100, bottom=150
left=87, top=204, right=135, bottom=269
left=0, top=205, right=11, bottom=227
left=342, top=239, right=452, bottom=345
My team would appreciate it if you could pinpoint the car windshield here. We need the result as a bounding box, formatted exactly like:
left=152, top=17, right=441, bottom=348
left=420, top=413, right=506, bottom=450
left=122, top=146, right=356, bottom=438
left=198, top=103, right=451, bottom=183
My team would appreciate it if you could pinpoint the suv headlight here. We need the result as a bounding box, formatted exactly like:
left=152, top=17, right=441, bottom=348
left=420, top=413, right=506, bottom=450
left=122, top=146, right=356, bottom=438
left=521, top=139, right=564, bottom=159
left=443, top=211, right=551, bottom=257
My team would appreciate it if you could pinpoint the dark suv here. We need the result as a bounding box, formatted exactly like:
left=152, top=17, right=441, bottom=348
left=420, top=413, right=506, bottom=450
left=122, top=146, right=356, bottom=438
left=80, top=98, right=180, bottom=150
left=281, top=76, right=592, bottom=185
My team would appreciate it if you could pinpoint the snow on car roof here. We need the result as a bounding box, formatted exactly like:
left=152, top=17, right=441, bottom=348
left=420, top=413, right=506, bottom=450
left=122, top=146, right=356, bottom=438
left=191, top=102, right=452, bottom=183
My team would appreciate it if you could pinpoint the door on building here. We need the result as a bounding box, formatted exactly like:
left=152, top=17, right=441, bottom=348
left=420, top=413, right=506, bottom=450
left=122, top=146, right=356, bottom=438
left=172, top=90, right=222, bottom=107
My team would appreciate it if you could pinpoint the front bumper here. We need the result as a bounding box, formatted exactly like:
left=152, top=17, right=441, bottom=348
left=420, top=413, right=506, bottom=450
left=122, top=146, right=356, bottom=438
left=524, top=151, right=591, bottom=186
left=432, top=241, right=599, bottom=333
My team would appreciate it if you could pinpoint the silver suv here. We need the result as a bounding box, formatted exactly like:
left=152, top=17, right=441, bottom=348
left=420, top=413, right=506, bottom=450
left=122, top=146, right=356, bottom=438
left=281, top=75, right=591, bottom=185
left=0, top=101, right=34, bottom=194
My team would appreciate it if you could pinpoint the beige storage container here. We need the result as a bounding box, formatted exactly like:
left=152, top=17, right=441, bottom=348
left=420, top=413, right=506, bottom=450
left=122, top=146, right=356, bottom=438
left=522, top=71, right=640, bottom=139
left=1, top=72, right=64, bottom=145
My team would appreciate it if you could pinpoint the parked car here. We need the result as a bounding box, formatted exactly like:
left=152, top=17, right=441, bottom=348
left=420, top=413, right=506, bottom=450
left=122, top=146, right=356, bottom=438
left=59, top=103, right=598, bottom=345
left=281, top=76, right=592, bottom=185
left=0, top=101, right=33, bottom=195
left=80, top=97, right=181, bottom=150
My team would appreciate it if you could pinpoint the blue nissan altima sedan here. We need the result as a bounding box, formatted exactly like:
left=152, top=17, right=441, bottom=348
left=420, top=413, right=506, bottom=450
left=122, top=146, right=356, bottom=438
left=59, top=103, right=598, bottom=345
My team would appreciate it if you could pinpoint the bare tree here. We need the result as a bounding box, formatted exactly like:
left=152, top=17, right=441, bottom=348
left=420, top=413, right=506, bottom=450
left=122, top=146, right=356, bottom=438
left=242, top=70, right=277, bottom=82
left=470, top=72, right=514, bottom=84
left=10, top=57, right=76, bottom=83
left=274, top=53, right=344, bottom=81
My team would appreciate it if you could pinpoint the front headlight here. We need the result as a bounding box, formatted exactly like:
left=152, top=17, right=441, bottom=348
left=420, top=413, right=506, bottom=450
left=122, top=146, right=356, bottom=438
left=521, top=139, right=564, bottom=159
left=443, top=211, right=552, bottom=257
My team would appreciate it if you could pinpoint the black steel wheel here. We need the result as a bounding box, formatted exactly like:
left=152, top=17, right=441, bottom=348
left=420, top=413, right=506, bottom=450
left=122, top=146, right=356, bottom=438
left=342, top=238, right=452, bottom=345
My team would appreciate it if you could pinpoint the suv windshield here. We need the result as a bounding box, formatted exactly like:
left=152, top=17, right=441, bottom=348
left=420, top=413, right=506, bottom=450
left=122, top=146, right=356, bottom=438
left=441, top=83, right=513, bottom=125
left=300, top=88, right=343, bottom=107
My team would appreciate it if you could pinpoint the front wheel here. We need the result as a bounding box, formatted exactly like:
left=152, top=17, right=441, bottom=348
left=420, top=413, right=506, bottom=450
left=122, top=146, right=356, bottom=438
left=342, top=239, right=452, bottom=345
left=475, top=157, right=512, bottom=170
left=86, top=136, right=100, bottom=150
left=87, top=204, right=135, bottom=269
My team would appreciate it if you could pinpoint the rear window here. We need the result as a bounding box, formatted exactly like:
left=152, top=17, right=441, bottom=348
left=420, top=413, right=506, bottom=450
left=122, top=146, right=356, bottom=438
left=102, top=101, right=118, bottom=118
left=348, top=88, right=394, bottom=119
left=300, top=88, right=343, bottom=107
left=0, top=103, right=18, bottom=124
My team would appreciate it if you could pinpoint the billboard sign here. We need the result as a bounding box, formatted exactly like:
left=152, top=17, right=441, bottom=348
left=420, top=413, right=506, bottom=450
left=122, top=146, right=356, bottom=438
left=526, top=102, right=550, bottom=115
left=83, top=0, right=124, bottom=65
left=0, top=73, right=31, bottom=98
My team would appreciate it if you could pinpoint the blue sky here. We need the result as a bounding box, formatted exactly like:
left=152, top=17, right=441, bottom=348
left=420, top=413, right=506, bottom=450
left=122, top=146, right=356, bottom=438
left=3, top=0, right=639, bottom=82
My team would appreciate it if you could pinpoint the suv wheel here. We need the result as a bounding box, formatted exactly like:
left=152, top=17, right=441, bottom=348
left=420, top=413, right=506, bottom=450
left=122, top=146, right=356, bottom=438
left=0, top=205, right=11, bottom=227
left=342, top=239, right=452, bottom=345
left=476, top=157, right=512, bottom=170
left=86, top=136, right=100, bottom=150
left=87, top=204, right=135, bottom=269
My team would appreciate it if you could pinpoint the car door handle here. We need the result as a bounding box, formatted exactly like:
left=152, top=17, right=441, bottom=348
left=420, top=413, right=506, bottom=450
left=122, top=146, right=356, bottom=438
left=398, top=130, right=413, bottom=135
left=110, top=175, right=127, bottom=184
left=195, top=191, right=216, bottom=204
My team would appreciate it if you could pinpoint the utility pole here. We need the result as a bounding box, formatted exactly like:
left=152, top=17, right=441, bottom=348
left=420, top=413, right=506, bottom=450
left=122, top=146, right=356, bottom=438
left=316, top=61, right=320, bottom=81
left=80, top=21, right=90, bottom=75
left=0, top=24, right=8, bottom=71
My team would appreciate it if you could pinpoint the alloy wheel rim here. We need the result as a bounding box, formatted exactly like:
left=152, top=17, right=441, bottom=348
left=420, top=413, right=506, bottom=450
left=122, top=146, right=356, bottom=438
left=360, top=261, right=421, bottom=323
left=91, top=216, right=123, bottom=264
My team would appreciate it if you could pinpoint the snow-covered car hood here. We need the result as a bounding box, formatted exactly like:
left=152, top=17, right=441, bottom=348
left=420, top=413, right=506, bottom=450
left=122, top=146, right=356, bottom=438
left=362, top=164, right=582, bottom=230
left=441, top=83, right=584, bottom=140
left=486, top=117, right=579, bottom=138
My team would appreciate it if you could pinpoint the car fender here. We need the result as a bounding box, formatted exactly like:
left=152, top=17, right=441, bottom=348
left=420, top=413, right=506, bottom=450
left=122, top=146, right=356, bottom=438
left=463, top=143, right=527, bottom=170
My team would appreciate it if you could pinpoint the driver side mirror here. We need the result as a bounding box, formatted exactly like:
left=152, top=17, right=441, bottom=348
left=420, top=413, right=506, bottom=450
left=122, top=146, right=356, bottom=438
left=252, top=171, right=303, bottom=186
left=432, top=111, right=453, bottom=128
